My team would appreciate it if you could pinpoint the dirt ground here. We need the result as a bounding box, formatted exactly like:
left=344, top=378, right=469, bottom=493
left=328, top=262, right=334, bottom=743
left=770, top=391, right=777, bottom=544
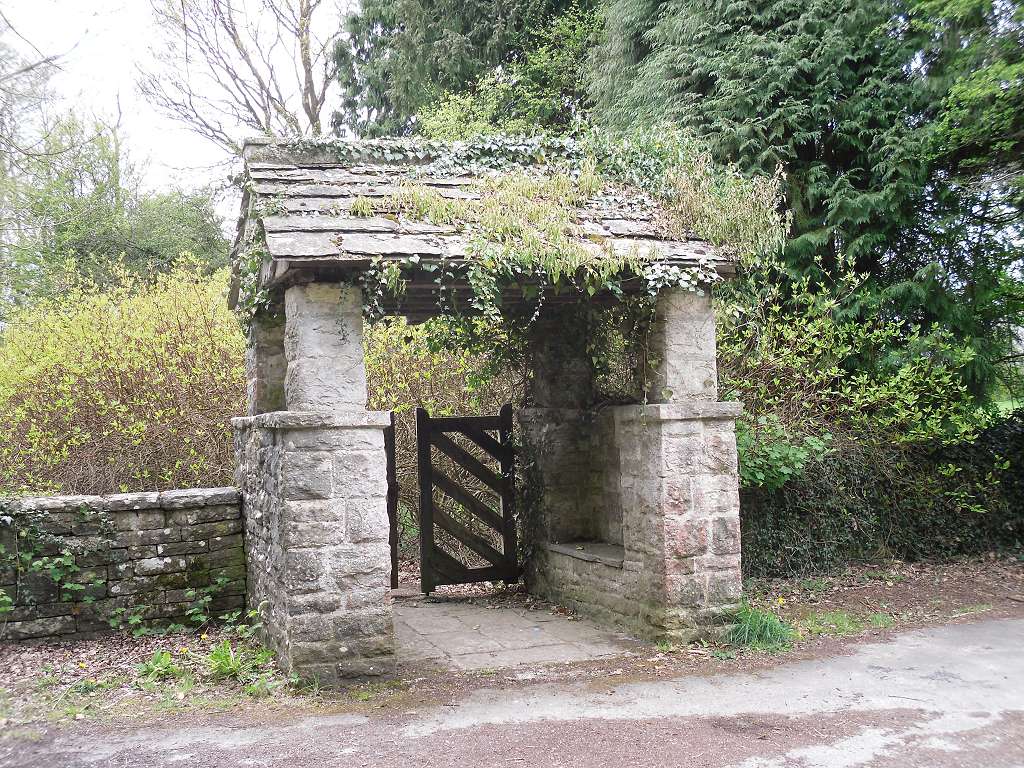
left=0, top=554, right=1021, bottom=732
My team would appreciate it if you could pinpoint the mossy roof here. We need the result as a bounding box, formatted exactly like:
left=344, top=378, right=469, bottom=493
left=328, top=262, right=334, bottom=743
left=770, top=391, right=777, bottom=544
left=230, top=137, right=734, bottom=318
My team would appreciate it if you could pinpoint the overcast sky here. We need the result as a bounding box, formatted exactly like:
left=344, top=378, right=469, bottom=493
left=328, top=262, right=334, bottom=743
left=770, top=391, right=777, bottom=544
left=3, top=0, right=246, bottom=192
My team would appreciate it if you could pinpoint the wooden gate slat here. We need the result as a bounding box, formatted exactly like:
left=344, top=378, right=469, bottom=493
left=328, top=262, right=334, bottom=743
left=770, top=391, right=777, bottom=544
left=429, top=414, right=501, bottom=431
left=384, top=412, right=399, bottom=589
left=433, top=506, right=506, bottom=566
left=460, top=426, right=511, bottom=462
left=428, top=547, right=467, bottom=581
left=498, top=404, right=517, bottom=568
left=417, top=408, right=437, bottom=594
left=432, top=470, right=505, bottom=533
left=430, top=430, right=504, bottom=494
left=431, top=547, right=510, bottom=584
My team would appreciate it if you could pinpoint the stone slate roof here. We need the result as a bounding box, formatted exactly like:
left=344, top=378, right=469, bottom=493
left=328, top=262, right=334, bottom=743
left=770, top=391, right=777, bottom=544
left=230, top=137, right=734, bottom=318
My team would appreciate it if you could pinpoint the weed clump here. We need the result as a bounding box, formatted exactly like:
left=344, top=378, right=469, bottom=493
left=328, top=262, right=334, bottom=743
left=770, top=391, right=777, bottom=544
left=727, top=602, right=795, bottom=651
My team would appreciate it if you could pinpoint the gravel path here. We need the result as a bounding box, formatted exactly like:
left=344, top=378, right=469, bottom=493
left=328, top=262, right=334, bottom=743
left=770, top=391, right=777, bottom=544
left=5, top=617, right=1023, bottom=768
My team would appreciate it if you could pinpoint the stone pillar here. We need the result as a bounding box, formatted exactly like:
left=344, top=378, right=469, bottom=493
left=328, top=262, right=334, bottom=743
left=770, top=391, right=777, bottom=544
left=528, top=303, right=593, bottom=408
left=234, top=412, right=395, bottom=683
left=284, top=283, right=367, bottom=411
left=245, top=304, right=286, bottom=415
left=520, top=303, right=598, bottom=544
left=645, top=289, right=718, bottom=402
left=639, top=287, right=742, bottom=639
left=524, top=287, right=743, bottom=642
left=235, top=280, right=395, bottom=684
left=624, top=403, right=743, bottom=641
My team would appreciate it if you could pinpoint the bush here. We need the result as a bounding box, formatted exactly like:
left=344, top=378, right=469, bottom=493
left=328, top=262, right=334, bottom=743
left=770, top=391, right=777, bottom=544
left=714, top=257, right=1024, bottom=576
left=740, top=412, right=1023, bottom=577
left=0, top=263, right=245, bottom=495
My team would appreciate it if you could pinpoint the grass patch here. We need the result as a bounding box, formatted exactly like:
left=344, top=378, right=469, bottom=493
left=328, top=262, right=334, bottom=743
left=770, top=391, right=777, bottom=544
left=797, top=577, right=830, bottom=594
left=950, top=603, right=994, bottom=617
left=868, top=612, right=896, bottom=629
left=799, top=610, right=865, bottom=636
left=727, top=602, right=795, bottom=651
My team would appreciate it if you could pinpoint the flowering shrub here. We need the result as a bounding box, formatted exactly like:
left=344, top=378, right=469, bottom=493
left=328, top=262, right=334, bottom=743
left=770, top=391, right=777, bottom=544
left=0, top=264, right=245, bottom=495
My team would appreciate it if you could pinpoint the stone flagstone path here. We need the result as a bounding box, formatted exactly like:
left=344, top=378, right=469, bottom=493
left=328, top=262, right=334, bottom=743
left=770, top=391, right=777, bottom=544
left=392, top=589, right=641, bottom=671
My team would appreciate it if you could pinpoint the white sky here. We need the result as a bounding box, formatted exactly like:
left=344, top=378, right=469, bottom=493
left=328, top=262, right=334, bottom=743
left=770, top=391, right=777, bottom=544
left=3, top=0, right=232, bottom=191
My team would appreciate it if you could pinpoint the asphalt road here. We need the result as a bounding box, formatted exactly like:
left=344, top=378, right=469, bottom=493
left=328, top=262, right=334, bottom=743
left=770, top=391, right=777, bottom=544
left=6, top=618, right=1024, bottom=768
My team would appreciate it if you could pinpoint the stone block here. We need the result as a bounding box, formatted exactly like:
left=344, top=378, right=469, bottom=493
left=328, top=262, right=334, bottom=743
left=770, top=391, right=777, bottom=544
left=160, top=487, right=239, bottom=510
left=5, top=615, right=76, bottom=640
left=281, top=500, right=346, bottom=524
left=157, top=540, right=209, bottom=556
left=134, top=556, right=188, bottom=576
left=102, top=492, right=162, bottom=512
left=665, top=517, right=709, bottom=559
left=124, top=528, right=180, bottom=547
left=345, top=497, right=388, bottom=544
left=344, top=585, right=390, bottom=611
left=333, top=451, right=387, bottom=498
left=166, top=505, right=241, bottom=527
left=281, top=451, right=333, bottom=500
left=280, top=520, right=346, bottom=549
left=708, top=515, right=741, bottom=555
left=704, top=569, right=742, bottom=605
left=114, top=510, right=166, bottom=531
left=288, top=592, right=345, bottom=615
left=208, top=534, right=245, bottom=552
left=287, top=613, right=334, bottom=644
left=282, top=549, right=325, bottom=593
left=281, top=428, right=350, bottom=452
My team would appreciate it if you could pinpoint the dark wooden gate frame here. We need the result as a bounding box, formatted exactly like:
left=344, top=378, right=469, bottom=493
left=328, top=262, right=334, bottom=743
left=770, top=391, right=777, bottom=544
left=416, top=404, right=518, bottom=594
left=384, top=412, right=399, bottom=589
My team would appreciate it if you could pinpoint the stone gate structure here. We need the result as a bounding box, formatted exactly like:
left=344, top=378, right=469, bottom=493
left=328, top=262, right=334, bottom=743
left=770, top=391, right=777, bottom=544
left=230, top=138, right=743, bottom=683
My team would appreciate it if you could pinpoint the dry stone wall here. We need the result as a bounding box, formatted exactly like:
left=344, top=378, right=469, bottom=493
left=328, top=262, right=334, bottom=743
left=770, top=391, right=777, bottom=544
left=0, top=488, right=245, bottom=641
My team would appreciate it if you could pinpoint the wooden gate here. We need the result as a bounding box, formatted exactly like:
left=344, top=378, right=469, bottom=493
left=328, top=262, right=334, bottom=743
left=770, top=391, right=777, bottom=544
left=416, top=405, right=518, bottom=594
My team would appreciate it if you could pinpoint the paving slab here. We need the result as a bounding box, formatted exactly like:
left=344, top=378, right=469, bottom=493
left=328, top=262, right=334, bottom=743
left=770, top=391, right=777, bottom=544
left=393, top=590, right=640, bottom=671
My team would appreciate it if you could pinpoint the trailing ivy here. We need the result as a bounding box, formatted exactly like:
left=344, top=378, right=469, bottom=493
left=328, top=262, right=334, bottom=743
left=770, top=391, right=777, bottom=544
left=0, top=503, right=114, bottom=632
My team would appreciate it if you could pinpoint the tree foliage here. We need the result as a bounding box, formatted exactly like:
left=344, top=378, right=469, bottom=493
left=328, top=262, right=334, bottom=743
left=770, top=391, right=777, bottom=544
left=590, top=0, right=1024, bottom=396
left=1, top=116, right=228, bottom=312
left=333, top=0, right=583, bottom=137
left=417, top=3, right=602, bottom=139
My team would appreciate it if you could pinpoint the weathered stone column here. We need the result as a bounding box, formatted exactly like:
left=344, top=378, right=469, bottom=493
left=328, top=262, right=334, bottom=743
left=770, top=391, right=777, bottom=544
left=519, top=304, right=596, bottom=545
left=528, top=303, right=593, bottom=409
left=619, top=402, right=743, bottom=641
left=645, top=289, right=718, bottom=402
left=245, top=303, right=286, bottom=415
left=284, top=283, right=367, bottom=412
left=234, top=412, right=394, bottom=682
left=639, top=287, right=743, bottom=639
left=234, top=281, right=395, bottom=683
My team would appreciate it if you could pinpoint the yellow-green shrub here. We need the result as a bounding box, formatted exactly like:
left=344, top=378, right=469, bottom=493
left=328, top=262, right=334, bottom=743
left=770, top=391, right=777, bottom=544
left=0, top=264, right=245, bottom=495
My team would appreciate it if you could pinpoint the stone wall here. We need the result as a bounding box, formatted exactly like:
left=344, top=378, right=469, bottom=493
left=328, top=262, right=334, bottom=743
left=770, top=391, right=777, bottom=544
left=0, top=488, right=245, bottom=642
left=233, top=410, right=395, bottom=684
left=525, top=404, right=743, bottom=642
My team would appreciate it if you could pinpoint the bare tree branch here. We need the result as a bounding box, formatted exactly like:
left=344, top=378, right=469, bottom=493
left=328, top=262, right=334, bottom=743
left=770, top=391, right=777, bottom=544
left=138, top=0, right=342, bottom=156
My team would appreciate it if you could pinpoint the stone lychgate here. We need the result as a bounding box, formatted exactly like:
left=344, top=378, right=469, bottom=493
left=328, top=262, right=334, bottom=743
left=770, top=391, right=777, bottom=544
left=230, top=137, right=743, bottom=684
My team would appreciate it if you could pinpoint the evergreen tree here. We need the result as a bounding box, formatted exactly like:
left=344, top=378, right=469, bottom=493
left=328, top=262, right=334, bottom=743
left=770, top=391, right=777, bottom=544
left=333, top=0, right=576, bottom=136
left=592, top=0, right=931, bottom=274
left=591, top=0, right=1024, bottom=394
